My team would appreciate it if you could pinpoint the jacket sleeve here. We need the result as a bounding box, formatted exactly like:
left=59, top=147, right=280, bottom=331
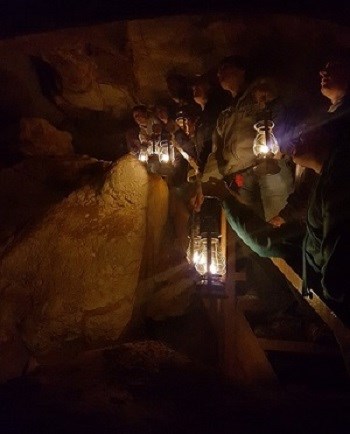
left=279, top=169, right=317, bottom=223
left=222, top=194, right=304, bottom=263
left=173, top=129, right=197, bottom=167
left=201, top=125, right=224, bottom=182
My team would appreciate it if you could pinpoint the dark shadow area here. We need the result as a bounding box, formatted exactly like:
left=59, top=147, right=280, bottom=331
left=1, top=1, right=349, bottom=38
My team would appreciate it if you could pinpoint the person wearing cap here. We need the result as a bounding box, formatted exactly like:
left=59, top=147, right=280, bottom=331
left=191, top=53, right=350, bottom=335
left=189, top=57, right=298, bottom=325
left=197, top=55, right=295, bottom=222
left=125, top=104, right=160, bottom=157
left=191, top=73, right=231, bottom=173
left=206, top=106, right=350, bottom=325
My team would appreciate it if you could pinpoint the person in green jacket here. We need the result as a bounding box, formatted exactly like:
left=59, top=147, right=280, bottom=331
left=206, top=117, right=350, bottom=324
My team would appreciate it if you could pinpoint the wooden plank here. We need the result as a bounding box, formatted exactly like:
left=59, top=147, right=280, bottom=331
left=231, top=309, right=278, bottom=385
left=237, top=294, right=265, bottom=312
left=218, top=222, right=277, bottom=385
left=258, top=337, right=339, bottom=356
left=271, top=257, right=350, bottom=375
left=202, top=213, right=277, bottom=385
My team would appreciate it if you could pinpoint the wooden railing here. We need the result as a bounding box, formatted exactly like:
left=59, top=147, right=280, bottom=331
left=271, top=257, right=350, bottom=376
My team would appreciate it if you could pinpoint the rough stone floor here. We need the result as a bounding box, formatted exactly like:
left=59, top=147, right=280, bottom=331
left=1, top=300, right=350, bottom=434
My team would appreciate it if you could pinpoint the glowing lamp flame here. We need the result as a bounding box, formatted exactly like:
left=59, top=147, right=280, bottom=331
left=139, top=154, right=148, bottom=162
left=193, top=238, right=226, bottom=276
left=253, top=120, right=279, bottom=157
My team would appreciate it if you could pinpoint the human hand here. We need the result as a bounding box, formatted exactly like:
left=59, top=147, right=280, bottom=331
left=268, top=215, right=286, bottom=228
left=188, top=183, right=205, bottom=212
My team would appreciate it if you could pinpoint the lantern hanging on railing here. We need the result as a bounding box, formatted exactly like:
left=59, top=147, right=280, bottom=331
left=187, top=212, right=201, bottom=265
left=139, top=143, right=149, bottom=163
left=148, top=134, right=161, bottom=158
left=159, top=139, right=175, bottom=164
left=187, top=197, right=226, bottom=298
left=138, top=122, right=161, bottom=163
left=138, top=125, right=177, bottom=174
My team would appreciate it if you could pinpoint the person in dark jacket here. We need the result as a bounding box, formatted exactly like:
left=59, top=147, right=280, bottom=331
left=205, top=118, right=350, bottom=324
left=196, top=54, right=350, bottom=334
left=191, top=73, right=231, bottom=173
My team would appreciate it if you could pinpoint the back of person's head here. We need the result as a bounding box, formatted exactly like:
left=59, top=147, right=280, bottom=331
left=166, top=73, right=192, bottom=103
left=324, top=47, right=350, bottom=69
left=191, top=73, right=212, bottom=87
left=217, top=55, right=253, bottom=92
left=251, top=77, right=280, bottom=105
left=292, top=122, right=332, bottom=159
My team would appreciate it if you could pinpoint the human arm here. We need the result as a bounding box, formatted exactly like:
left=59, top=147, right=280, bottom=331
left=199, top=177, right=304, bottom=260
left=223, top=193, right=304, bottom=261
left=274, top=168, right=318, bottom=224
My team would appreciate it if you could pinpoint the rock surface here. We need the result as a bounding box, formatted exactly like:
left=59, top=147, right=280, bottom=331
left=19, top=117, right=74, bottom=156
left=0, top=155, right=171, bottom=357
left=1, top=14, right=350, bottom=160
left=1, top=340, right=350, bottom=434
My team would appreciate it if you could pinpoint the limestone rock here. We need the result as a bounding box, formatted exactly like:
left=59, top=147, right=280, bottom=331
left=44, top=46, right=134, bottom=114
left=19, top=117, right=74, bottom=156
left=0, top=155, right=166, bottom=355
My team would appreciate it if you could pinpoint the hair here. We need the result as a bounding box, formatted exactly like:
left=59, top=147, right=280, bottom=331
left=191, top=73, right=211, bottom=86
left=321, top=49, right=350, bottom=77
left=251, top=76, right=279, bottom=98
left=166, top=73, right=192, bottom=103
left=166, top=72, right=187, bottom=84
left=132, top=104, right=148, bottom=114
left=219, top=55, right=249, bottom=71
left=292, top=123, right=333, bottom=158
left=175, top=104, right=200, bottom=121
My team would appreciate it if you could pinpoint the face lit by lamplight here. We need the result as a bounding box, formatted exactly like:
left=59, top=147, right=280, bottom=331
left=192, top=82, right=210, bottom=107
left=154, top=106, right=169, bottom=124
left=139, top=153, right=148, bottom=162
left=291, top=126, right=330, bottom=172
left=176, top=115, right=197, bottom=137
left=292, top=148, right=315, bottom=169
left=133, top=109, right=149, bottom=127
left=217, top=63, right=245, bottom=94
left=320, top=61, right=349, bottom=103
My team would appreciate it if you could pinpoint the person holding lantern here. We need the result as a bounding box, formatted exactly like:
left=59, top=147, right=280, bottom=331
left=125, top=104, right=161, bottom=157
left=191, top=73, right=231, bottom=174
left=202, top=53, right=350, bottom=324
left=197, top=55, right=295, bottom=222
left=269, top=53, right=350, bottom=229
left=205, top=115, right=350, bottom=325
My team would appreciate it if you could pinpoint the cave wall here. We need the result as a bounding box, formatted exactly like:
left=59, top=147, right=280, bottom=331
left=0, top=155, right=170, bottom=355
left=0, top=13, right=349, bottom=161
left=0, top=11, right=350, bottom=381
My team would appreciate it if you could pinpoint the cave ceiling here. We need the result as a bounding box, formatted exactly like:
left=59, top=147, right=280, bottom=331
left=1, top=0, right=349, bottom=39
